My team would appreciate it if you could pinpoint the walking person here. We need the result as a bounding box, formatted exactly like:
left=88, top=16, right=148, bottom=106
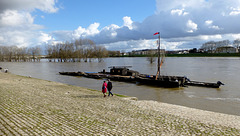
left=107, top=79, right=113, bottom=96
left=102, top=81, right=107, bottom=97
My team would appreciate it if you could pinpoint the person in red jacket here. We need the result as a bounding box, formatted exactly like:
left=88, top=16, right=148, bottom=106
left=102, top=81, right=107, bottom=97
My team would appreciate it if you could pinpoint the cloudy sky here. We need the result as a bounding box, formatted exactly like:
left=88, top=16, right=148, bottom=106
left=1, top=0, right=240, bottom=51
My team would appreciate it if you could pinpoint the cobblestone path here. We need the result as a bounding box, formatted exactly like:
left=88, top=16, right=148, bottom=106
left=0, top=73, right=240, bottom=135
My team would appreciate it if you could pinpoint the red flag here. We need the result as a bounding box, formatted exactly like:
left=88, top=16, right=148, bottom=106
left=153, top=32, right=159, bottom=35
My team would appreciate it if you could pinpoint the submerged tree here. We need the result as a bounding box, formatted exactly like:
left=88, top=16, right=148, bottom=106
left=94, top=46, right=108, bottom=62
left=147, top=50, right=156, bottom=64
left=0, top=46, right=41, bottom=62
left=28, top=46, right=42, bottom=62
left=46, top=38, right=108, bottom=62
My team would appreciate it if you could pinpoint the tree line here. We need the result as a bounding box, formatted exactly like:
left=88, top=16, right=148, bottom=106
left=0, top=39, right=113, bottom=62
left=0, top=46, right=41, bottom=62
left=200, top=39, right=240, bottom=53
left=46, top=39, right=108, bottom=62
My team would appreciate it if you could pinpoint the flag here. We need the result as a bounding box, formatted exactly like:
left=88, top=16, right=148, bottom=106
left=153, top=32, right=159, bottom=35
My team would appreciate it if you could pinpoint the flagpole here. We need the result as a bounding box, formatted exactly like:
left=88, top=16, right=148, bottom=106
left=154, top=32, right=160, bottom=80
left=158, top=33, right=160, bottom=79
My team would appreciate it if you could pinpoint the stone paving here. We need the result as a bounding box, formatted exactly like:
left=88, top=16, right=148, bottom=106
left=0, top=72, right=240, bottom=135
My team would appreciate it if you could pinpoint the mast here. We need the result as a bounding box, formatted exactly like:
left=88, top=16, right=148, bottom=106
left=154, top=32, right=161, bottom=80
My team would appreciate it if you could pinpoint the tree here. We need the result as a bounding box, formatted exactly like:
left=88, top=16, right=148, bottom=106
left=28, top=46, right=42, bottom=62
left=201, top=41, right=216, bottom=53
left=201, top=40, right=231, bottom=53
left=19, top=47, right=27, bottom=62
left=45, top=38, right=109, bottom=63
left=94, top=46, right=108, bottom=62
left=233, top=39, right=240, bottom=53
left=147, top=50, right=156, bottom=64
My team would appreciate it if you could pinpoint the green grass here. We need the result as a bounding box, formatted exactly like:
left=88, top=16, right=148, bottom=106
left=113, top=93, right=128, bottom=97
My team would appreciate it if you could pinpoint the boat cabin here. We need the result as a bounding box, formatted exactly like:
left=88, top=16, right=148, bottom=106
left=110, top=67, right=139, bottom=76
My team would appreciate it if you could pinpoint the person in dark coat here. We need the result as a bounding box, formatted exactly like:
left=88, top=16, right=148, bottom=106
left=107, top=79, right=113, bottom=96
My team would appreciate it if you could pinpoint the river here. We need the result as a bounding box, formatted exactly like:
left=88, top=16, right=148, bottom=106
left=1, top=57, right=240, bottom=116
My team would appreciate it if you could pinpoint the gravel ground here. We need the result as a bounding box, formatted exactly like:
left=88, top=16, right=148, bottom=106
left=0, top=72, right=240, bottom=135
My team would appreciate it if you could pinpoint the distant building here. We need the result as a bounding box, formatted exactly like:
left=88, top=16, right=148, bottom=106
left=177, top=50, right=189, bottom=54
left=130, top=49, right=165, bottom=55
left=215, top=46, right=238, bottom=53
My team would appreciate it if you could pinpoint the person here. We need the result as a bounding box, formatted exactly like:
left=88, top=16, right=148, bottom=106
left=4, top=68, right=8, bottom=73
left=107, top=79, right=113, bottom=96
left=102, top=81, right=107, bottom=97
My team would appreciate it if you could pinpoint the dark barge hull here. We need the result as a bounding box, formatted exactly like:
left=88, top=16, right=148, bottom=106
left=185, top=81, right=221, bottom=88
left=135, top=77, right=180, bottom=88
left=59, top=72, right=185, bottom=88
left=59, top=72, right=83, bottom=76
left=59, top=72, right=223, bottom=88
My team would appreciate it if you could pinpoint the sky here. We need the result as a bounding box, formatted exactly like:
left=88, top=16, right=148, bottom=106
left=1, top=0, right=240, bottom=51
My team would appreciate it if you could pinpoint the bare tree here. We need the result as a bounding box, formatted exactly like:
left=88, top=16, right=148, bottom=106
left=94, top=46, right=108, bottom=62
left=233, top=39, right=240, bottom=53
left=201, top=40, right=231, bottom=53
left=20, top=47, right=27, bottom=62
left=45, top=38, right=109, bottom=63
left=201, top=41, right=216, bottom=53
left=147, top=50, right=156, bottom=64
left=28, top=46, right=42, bottom=62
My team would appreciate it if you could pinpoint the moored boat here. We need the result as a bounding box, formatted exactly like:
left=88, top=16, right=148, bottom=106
left=185, top=80, right=224, bottom=88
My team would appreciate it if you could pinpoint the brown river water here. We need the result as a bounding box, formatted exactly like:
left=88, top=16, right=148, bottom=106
left=1, top=57, right=240, bottom=116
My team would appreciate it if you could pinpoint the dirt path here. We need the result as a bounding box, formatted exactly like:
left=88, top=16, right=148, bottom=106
left=0, top=72, right=240, bottom=135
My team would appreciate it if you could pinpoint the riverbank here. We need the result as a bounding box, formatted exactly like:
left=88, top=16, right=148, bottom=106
left=0, top=72, right=240, bottom=135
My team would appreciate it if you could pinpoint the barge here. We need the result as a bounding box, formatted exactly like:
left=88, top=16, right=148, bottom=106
left=59, top=66, right=224, bottom=88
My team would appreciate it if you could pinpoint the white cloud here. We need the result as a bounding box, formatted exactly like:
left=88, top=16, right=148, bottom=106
left=52, top=0, right=240, bottom=50
left=0, top=0, right=58, bottom=47
left=199, top=35, right=222, bottom=40
left=0, top=0, right=59, bottom=13
left=2, top=0, right=240, bottom=51
left=171, top=9, right=188, bottom=16
left=156, top=0, right=208, bottom=13
left=72, top=22, right=100, bottom=39
left=186, top=20, right=198, bottom=33
left=229, top=7, right=240, bottom=16
left=101, top=24, right=120, bottom=38
left=0, top=10, right=49, bottom=47
left=102, top=39, right=156, bottom=52
left=205, top=20, right=221, bottom=30
left=38, top=32, right=52, bottom=44
left=123, top=16, right=133, bottom=30
left=231, top=33, right=240, bottom=39
left=0, top=10, right=40, bottom=29
left=205, top=20, right=213, bottom=26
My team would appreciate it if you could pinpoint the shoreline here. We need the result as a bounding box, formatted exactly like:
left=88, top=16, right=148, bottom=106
left=1, top=72, right=240, bottom=135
